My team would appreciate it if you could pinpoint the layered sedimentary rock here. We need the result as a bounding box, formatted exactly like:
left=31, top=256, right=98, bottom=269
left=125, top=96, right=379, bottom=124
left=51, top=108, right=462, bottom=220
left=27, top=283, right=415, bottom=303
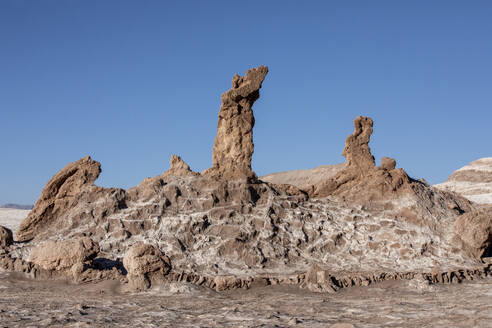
left=434, top=158, right=492, bottom=205
left=203, top=66, right=268, bottom=180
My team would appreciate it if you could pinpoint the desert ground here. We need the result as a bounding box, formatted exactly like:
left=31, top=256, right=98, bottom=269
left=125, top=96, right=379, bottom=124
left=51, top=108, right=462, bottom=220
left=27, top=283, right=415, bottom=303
left=1, top=268, right=491, bottom=327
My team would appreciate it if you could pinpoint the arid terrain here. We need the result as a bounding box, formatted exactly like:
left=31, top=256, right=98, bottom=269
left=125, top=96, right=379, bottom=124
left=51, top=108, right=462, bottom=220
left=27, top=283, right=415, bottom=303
left=1, top=67, right=491, bottom=327
left=1, top=270, right=491, bottom=327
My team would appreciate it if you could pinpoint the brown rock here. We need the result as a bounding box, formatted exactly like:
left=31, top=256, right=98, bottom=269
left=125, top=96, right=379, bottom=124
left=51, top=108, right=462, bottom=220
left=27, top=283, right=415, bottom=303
left=312, top=116, right=412, bottom=200
left=162, top=155, right=197, bottom=178
left=342, top=116, right=375, bottom=175
left=381, top=156, right=396, bottom=170
left=0, top=226, right=13, bottom=248
left=203, top=66, right=268, bottom=180
left=17, top=156, right=101, bottom=241
left=123, top=242, right=171, bottom=290
left=30, top=237, right=99, bottom=271
left=453, top=208, right=492, bottom=258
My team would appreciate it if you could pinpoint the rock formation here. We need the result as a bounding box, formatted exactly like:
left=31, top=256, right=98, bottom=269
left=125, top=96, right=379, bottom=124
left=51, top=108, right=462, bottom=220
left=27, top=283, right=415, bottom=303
left=0, top=226, right=13, bottom=248
left=17, top=156, right=101, bottom=241
left=453, top=208, right=492, bottom=258
left=311, top=116, right=413, bottom=202
left=203, top=66, right=268, bottom=180
left=1, top=68, right=488, bottom=295
left=162, top=155, right=197, bottom=178
left=434, top=157, right=492, bottom=205
left=16, top=156, right=127, bottom=242
left=341, top=116, right=375, bottom=175
left=123, top=242, right=171, bottom=291
left=29, top=237, right=99, bottom=271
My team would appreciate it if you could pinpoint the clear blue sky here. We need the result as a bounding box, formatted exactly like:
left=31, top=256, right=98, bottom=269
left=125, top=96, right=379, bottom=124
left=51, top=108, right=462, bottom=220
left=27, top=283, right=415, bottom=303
left=1, top=1, right=491, bottom=205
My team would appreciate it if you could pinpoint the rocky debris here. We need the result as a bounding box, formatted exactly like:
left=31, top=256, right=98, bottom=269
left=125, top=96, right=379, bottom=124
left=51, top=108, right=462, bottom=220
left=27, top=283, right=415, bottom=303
left=123, top=242, right=171, bottom=290
left=203, top=66, right=268, bottom=180
left=0, top=225, right=13, bottom=248
left=162, top=155, right=197, bottom=178
left=434, top=157, right=492, bottom=205
left=453, top=208, right=492, bottom=258
left=29, top=237, right=99, bottom=271
left=17, top=156, right=102, bottom=241
left=0, top=203, right=33, bottom=210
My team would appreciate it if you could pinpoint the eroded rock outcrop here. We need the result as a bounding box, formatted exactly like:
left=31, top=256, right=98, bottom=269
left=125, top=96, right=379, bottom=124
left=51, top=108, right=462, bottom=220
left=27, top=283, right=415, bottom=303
left=312, top=116, right=412, bottom=201
left=0, top=226, right=13, bottom=248
left=203, top=66, right=268, bottom=180
left=123, top=242, right=171, bottom=291
left=453, top=208, right=492, bottom=258
left=5, top=69, right=487, bottom=294
left=17, top=156, right=101, bottom=242
left=162, top=155, right=197, bottom=178
left=29, top=237, right=99, bottom=271
left=342, top=116, right=375, bottom=174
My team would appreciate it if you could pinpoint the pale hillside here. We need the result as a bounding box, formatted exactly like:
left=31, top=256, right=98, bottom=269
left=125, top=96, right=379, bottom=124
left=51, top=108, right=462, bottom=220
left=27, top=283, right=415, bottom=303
left=434, top=157, right=492, bottom=205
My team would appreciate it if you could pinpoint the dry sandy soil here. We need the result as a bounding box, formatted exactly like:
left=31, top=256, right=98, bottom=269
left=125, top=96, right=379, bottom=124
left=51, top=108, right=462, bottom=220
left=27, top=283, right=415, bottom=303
left=1, top=271, right=491, bottom=327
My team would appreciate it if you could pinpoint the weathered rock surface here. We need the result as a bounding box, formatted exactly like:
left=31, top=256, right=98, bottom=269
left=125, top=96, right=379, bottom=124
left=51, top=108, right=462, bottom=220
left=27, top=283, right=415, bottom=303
left=17, top=156, right=102, bottom=241
left=162, top=155, right=197, bottom=178
left=203, top=66, right=268, bottom=180
left=0, top=225, right=13, bottom=248
left=29, top=237, right=99, bottom=271
left=3, top=68, right=486, bottom=295
left=453, top=208, right=492, bottom=258
left=123, top=242, right=171, bottom=290
left=435, top=157, right=492, bottom=205
left=312, top=116, right=412, bottom=200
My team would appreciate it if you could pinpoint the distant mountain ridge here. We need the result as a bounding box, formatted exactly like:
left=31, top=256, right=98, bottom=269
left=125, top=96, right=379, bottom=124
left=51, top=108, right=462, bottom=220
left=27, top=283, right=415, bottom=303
left=0, top=203, right=33, bottom=210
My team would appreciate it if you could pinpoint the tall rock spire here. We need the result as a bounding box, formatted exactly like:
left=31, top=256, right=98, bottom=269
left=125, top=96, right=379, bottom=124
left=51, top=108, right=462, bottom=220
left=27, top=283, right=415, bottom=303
left=204, top=66, right=268, bottom=180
